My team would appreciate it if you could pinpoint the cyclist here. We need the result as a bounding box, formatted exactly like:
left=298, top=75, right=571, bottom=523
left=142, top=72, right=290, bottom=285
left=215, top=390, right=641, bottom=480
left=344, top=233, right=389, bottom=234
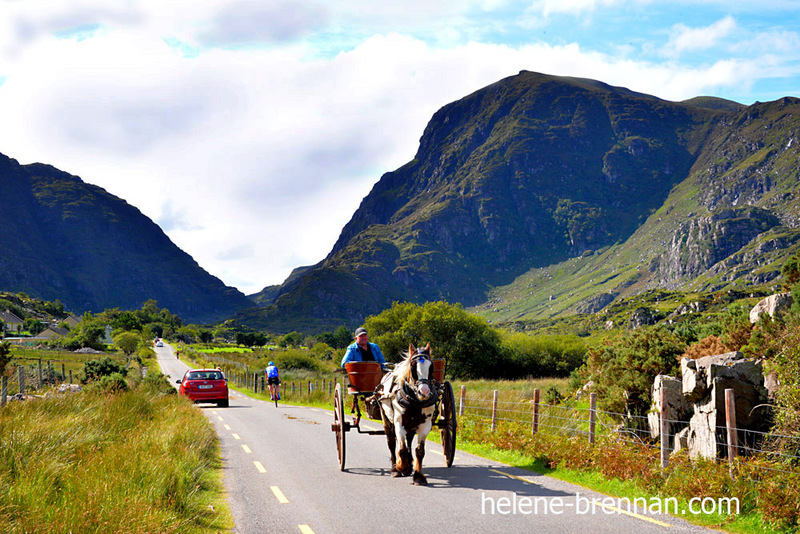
left=265, top=361, right=281, bottom=401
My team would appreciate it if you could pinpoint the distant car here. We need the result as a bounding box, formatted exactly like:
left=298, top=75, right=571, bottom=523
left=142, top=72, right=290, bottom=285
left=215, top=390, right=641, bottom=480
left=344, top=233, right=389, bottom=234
left=176, top=369, right=229, bottom=407
left=155, top=340, right=164, bottom=347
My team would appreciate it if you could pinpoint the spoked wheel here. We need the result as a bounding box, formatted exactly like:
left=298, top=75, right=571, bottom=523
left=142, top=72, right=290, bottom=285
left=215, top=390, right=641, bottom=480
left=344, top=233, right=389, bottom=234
left=440, top=381, right=457, bottom=467
left=333, top=383, right=346, bottom=471
left=274, top=385, right=279, bottom=408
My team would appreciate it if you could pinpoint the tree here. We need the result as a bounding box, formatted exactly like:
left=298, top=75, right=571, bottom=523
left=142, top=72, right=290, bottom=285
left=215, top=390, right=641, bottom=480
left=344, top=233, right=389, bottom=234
left=365, top=301, right=503, bottom=378
left=198, top=330, right=213, bottom=343
left=113, top=332, right=140, bottom=356
left=24, top=318, right=45, bottom=336
left=583, top=325, right=684, bottom=421
left=0, top=341, right=12, bottom=376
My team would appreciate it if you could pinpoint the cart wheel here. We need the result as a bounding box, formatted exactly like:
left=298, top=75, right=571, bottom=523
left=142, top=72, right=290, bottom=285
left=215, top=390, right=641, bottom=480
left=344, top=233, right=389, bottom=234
left=333, top=383, right=346, bottom=470
left=440, top=381, right=457, bottom=467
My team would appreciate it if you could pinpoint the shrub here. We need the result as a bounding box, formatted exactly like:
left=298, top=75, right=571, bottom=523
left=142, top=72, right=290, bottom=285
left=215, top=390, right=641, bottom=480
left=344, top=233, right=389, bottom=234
left=582, top=325, right=684, bottom=418
left=681, top=335, right=728, bottom=360
left=82, top=357, right=127, bottom=383
left=270, top=350, right=320, bottom=372
left=501, top=332, right=586, bottom=378
left=86, top=372, right=129, bottom=394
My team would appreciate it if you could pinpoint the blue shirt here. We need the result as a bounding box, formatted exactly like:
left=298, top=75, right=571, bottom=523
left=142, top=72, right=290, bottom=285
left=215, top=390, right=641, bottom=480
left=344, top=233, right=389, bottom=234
left=341, top=341, right=387, bottom=369
left=266, top=365, right=279, bottom=379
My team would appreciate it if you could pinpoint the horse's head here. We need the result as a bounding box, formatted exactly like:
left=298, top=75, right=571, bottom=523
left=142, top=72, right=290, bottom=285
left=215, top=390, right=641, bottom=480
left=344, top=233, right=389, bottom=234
left=403, top=343, right=434, bottom=402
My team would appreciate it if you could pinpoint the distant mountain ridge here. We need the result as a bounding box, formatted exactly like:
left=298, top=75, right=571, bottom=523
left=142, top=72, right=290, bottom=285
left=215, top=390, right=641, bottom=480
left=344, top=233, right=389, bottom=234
left=0, top=154, right=251, bottom=323
left=244, top=71, right=800, bottom=332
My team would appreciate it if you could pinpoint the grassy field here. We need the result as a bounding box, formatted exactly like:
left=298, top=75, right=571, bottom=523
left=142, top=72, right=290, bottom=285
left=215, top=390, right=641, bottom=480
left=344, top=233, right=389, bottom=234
left=0, top=360, right=233, bottom=534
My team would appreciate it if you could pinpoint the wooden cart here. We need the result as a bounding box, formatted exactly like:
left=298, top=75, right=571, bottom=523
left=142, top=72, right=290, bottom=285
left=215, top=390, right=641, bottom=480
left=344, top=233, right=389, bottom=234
left=331, top=360, right=457, bottom=471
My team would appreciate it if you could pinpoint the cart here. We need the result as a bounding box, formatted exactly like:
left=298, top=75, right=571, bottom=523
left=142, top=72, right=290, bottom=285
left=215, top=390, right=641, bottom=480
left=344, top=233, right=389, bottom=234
left=331, top=360, right=457, bottom=471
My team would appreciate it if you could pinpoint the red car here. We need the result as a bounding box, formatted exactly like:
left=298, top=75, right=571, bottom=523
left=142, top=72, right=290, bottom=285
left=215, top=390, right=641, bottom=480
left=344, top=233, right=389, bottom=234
left=177, top=369, right=229, bottom=407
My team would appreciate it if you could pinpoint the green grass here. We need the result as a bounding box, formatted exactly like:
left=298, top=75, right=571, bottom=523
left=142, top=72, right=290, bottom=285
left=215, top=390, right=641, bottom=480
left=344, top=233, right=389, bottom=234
left=0, top=373, right=233, bottom=534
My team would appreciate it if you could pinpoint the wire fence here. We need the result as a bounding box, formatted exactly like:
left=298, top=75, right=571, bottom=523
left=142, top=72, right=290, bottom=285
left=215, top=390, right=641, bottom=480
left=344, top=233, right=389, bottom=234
left=459, top=386, right=800, bottom=480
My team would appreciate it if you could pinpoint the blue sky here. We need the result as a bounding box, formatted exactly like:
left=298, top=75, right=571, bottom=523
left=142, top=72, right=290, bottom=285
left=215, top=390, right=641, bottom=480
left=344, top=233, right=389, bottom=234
left=0, top=0, right=798, bottom=294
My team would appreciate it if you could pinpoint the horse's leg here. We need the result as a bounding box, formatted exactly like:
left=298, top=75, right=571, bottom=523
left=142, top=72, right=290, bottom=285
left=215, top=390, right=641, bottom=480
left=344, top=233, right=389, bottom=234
left=380, top=399, right=399, bottom=476
left=393, top=402, right=413, bottom=476
left=412, top=406, right=435, bottom=486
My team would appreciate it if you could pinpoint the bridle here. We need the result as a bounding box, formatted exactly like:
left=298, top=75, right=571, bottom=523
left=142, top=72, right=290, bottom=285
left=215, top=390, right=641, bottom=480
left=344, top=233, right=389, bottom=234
left=397, top=349, right=437, bottom=408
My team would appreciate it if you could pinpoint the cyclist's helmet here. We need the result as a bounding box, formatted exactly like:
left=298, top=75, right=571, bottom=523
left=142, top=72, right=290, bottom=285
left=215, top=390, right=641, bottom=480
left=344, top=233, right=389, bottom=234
left=268, top=361, right=274, bottom=366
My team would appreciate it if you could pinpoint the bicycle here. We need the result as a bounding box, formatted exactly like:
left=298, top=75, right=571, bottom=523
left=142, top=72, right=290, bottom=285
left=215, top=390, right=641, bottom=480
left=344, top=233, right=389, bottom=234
left=268, top=379, right=281, bottom=407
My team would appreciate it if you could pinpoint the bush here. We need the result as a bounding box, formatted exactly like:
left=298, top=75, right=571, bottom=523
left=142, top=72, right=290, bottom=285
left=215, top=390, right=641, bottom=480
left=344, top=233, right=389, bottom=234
left=82, top=357, right=127, bottom=384
left=86, top=372, right=129, bottom=394
left=582, top=325, right=684, bottom=418
left=501, top=332, right=586, bottom=378
left=267, top=350, right=320, bottom=372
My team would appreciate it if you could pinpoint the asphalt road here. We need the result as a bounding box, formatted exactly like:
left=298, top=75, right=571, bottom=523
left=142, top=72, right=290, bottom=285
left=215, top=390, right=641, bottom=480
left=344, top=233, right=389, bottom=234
left=156, top=344, right=716, bottom=534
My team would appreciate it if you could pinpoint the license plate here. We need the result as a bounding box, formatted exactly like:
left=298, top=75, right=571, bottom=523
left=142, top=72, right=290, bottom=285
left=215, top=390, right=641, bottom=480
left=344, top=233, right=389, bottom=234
left=198, top=384, right=213, bottom=389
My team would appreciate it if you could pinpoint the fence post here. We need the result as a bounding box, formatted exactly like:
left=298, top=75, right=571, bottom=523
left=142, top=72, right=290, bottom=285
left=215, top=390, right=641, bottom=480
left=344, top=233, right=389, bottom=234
left=18, top=367, right=25, bottom=396
left=532, top=388, right=540, bottom=436
left=253, top=372, right=258, bottom=393
left=660, top=385, right=669, bottom=470
left=589, top=392, right=597, bottom=444
left=491, top=390, right=498, bottom=432
left=61, top=363, right=66, bottom=383
left=308, top=381, right=312, bottom=395
left=38, top=359, right=43, bottom=389
left=323, top=378, right=326, bottom=393
left=1, top=375, right=7, bottom=406
left=459, top=385, right=466, bottom=417
left=292, top=382, right=296, bottom=395
left=69, top=370, right=73, bottom=384
left=725, top=388, right=738, bottom=479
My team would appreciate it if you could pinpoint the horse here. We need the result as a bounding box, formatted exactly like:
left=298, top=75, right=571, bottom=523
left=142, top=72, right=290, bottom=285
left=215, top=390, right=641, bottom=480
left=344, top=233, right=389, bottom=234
left=377, top=343, right=438, bottom=485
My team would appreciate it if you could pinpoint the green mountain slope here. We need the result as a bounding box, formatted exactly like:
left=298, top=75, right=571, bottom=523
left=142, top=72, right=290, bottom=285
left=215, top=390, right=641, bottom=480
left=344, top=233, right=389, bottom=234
left=0, top=154, right=252, bottom=323
left=247, top=71, right=795, bottom=332
left=476, top=96, right=800, bottom=325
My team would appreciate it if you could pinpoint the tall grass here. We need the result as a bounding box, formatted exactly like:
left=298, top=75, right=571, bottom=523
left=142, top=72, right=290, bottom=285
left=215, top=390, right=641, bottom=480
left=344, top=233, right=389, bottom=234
left=0, top=384, right=231, bottom=533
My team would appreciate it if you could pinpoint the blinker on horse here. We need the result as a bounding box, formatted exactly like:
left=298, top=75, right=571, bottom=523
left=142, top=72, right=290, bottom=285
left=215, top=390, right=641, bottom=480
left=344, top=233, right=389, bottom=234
left=377, top=343, right=438, bottom=485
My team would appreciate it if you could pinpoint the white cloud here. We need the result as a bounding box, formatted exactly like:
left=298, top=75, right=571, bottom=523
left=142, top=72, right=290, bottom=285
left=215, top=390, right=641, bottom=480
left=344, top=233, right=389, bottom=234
left=663, top=15, right=736, bottom=57
left=530, top=0, right=628, bottom=17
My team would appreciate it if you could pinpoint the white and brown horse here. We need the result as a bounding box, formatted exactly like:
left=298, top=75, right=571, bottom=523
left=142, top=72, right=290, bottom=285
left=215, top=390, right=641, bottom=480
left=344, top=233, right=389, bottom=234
left=378, top=343, right=438, bottom=485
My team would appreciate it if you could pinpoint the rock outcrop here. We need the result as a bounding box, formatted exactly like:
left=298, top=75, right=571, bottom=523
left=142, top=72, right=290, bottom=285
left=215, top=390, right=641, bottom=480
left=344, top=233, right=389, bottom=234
left=649, top=351, right=771, bottom=459
left=648, top=375, right=691, bottom=448
left=749, top=292, right=794, bottom=323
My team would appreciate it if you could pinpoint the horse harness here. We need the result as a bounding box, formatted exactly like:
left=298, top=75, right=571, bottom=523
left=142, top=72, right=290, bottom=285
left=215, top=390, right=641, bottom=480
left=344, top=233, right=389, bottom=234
left=394, top=351, right=439, bottom=410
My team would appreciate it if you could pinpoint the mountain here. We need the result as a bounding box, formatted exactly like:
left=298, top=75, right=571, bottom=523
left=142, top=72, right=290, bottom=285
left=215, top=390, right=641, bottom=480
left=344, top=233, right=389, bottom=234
left=0, top=154, right=252, bottom=323
left=243, top=71, right=800, bottom=333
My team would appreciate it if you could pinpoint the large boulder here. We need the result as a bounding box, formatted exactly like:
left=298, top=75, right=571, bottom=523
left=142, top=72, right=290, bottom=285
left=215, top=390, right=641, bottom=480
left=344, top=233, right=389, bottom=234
left=648, top=375, right=690, bottom=449
left=670, top=352, right=770, bottom=459
left=749, top=292, right=793, bottom=323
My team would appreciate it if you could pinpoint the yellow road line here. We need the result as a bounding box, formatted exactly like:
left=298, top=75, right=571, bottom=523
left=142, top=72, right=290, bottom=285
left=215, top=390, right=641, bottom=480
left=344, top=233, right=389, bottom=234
left=489, top=468, right=538, bottom=485
left=298, top=525, right=315, bottom=534
left=489, top=469, right=671, bottom=528
left=242, top=444, right=252, bottom=454
left=232, top=433, right=241, bottom=440
left=224, top=424, right=231, bottom=431
left=592, top=502, right=672, bottom=528
left=271, top=486, right=289, bottom=504
left=254, top=461, right=267, bottom=474
left=217, top=416, right=224, bottom=421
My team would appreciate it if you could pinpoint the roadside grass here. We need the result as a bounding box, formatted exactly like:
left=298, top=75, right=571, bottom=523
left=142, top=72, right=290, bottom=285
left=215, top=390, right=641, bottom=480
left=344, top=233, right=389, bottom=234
left=457, top=418, right=793, bottom=534
left=0, top=368, right=233, bottom=534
